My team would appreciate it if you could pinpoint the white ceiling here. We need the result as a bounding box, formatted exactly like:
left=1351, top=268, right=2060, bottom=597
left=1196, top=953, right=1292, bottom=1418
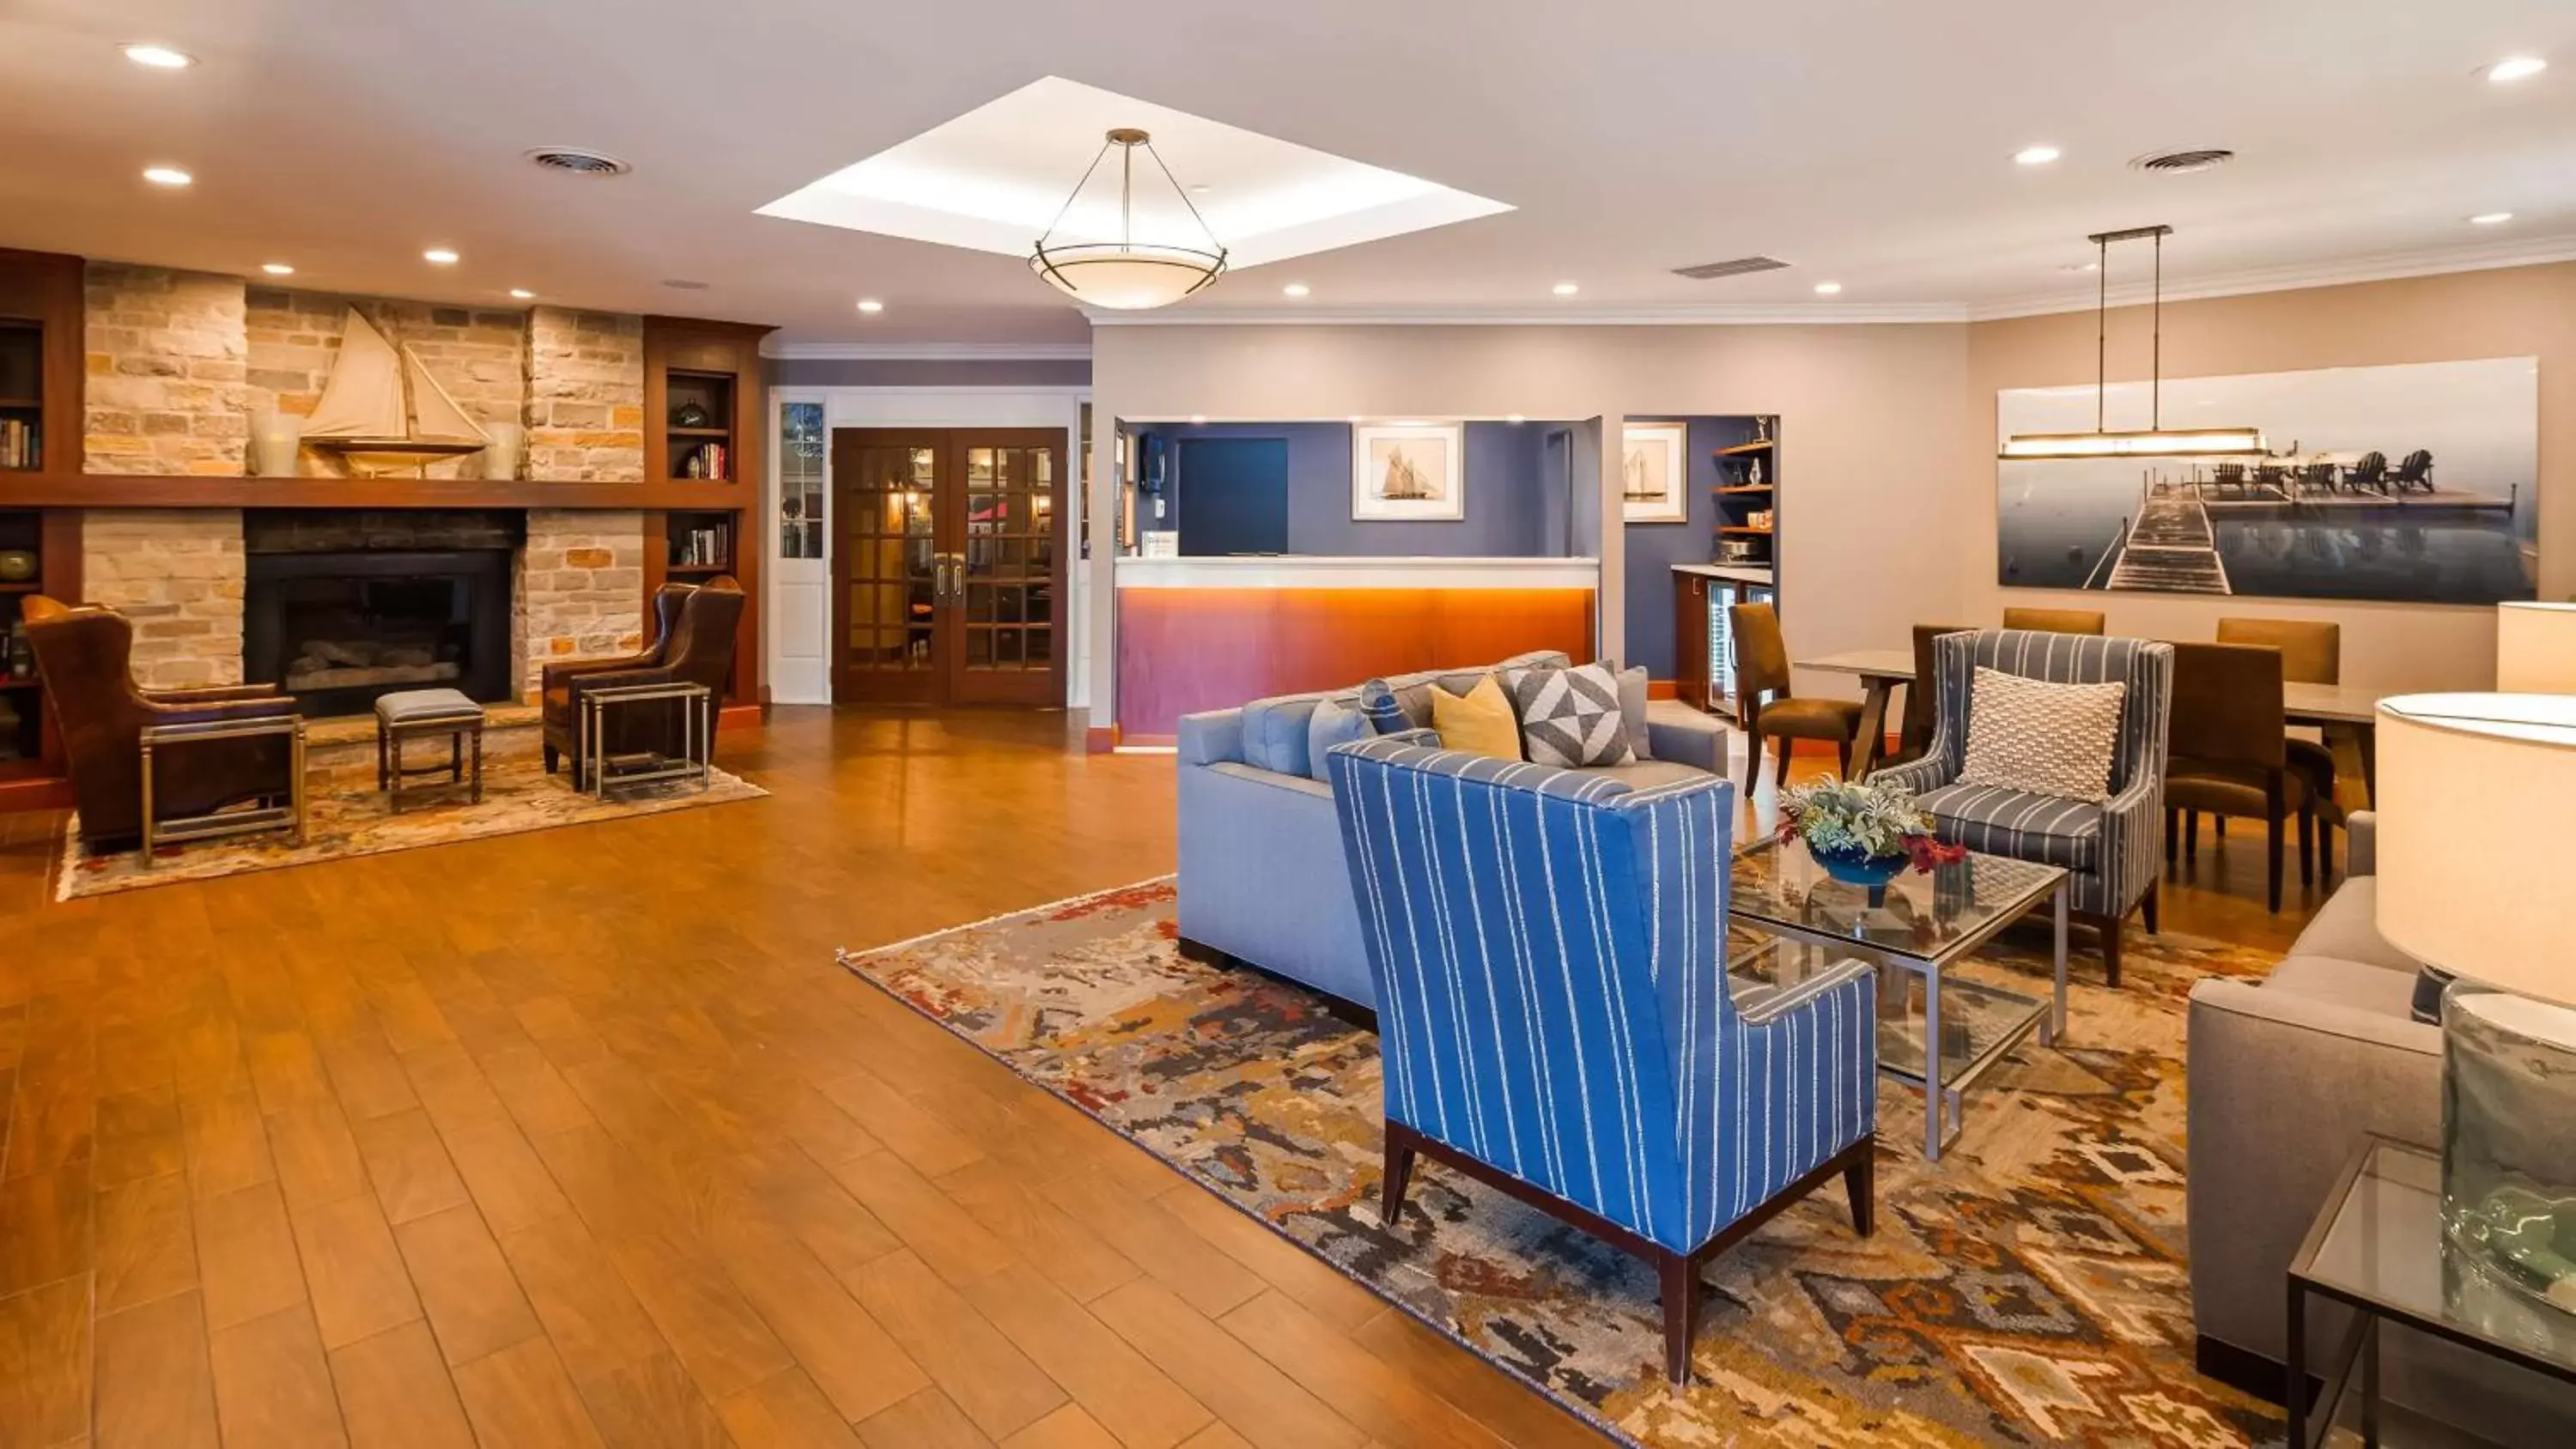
left=3, top=0, right=2573, bottom=347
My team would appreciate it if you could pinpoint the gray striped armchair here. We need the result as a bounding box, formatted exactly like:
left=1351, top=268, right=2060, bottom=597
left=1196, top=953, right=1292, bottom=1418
left=1870, top=629, right=2173, bottom=983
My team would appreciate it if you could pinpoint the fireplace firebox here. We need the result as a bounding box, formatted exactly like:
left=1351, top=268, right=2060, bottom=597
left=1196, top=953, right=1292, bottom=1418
left=243, top=512, right=520, bottom=718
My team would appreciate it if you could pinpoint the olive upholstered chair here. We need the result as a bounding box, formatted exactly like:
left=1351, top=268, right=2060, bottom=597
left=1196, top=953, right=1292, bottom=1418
left=1726, top=601, right=1863, bottom=792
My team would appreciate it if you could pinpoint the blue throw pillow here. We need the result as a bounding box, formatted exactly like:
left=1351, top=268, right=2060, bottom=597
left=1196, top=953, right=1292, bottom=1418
left=1355, top=677, right=1409, bottom=735
left=1307, top=699, right=1370, bottom=783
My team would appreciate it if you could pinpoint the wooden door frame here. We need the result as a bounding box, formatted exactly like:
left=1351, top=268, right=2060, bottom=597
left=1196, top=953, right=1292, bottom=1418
left=829, top=428, right=946, bottom=706
left=943, top=427, right=1068, bottom=707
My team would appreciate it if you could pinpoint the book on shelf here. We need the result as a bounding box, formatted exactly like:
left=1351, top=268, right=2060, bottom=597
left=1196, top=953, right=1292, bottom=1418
left=0, top=416, right=38, bottom=470
left=677, top=523, right=731, bottom=569
left=681, top=442, right=729, bottom=481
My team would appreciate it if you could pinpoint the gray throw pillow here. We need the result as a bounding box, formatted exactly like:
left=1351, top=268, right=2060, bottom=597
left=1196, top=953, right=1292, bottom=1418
left=1307, top=698, right=1370, bottom=783
left=1238, top=698, right=1313, bottom=778
left=1506, top=662, right=1638, bottom=768
left=1615, top=664, right=1651, bottom=759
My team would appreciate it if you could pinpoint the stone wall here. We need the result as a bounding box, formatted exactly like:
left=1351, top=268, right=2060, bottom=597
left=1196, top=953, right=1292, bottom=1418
left=80, top=511, right=247, bottom=688
left=82, top=264, right=251, bottom=476
left=243, top=289, right=527, bottom=478
left=525, top=308, right=645, bottom=482
left=513, top=510, right=647, bottom=699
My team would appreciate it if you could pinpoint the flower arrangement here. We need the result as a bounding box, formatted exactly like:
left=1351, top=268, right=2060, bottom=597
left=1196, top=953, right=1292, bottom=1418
left=1775, top=775, right=1965, bottom=875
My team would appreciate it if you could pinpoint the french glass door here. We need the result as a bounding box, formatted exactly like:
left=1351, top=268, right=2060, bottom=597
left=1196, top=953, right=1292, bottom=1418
left=829, top=427, right=1065, bottom=706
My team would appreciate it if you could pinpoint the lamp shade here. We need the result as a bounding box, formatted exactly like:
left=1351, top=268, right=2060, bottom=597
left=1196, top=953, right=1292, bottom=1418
left=2497, top=602, right=2576, bottom=694
left=2376, top=692, right=2576, bottom=1007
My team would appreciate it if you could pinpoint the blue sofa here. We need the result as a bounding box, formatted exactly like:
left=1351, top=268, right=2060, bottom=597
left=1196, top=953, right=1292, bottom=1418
left=1175, top=651, right=1731, bottom=1008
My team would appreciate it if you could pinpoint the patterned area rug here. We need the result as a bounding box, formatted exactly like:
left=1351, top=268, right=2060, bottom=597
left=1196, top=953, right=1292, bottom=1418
left=57, top=756, right=764, bottom=899
left=839, top=880, right=2288, bottom=1448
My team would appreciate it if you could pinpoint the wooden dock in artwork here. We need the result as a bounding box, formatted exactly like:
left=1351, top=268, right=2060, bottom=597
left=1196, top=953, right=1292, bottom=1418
left=2191, top=484, right=2514, bottom=515
left=2107, top=492, right=2230, bottom=594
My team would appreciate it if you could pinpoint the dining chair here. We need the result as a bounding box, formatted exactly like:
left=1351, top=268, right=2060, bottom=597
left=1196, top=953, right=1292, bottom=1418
left=2165, top=641, right=2312, bottom=912
left=2000, top=607, right=2107, bottom=635
left=2214, top=618, right=2342, bottom=876
left=1726, top=601, right=1863, bottom=791
left=1879, top=622, right=1968, bottom=771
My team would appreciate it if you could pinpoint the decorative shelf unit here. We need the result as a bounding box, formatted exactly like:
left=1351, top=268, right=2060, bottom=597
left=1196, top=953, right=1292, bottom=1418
left=0, top=250, right=87, bottom=809
left=1710, top=421, right=1778, bottom=572
left=643, top=316, right=773, bottom=709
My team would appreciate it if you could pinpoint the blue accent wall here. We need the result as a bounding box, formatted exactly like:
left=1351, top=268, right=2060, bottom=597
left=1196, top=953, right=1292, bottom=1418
left=1174, top=437, right=1290, bottom=555
left=1135, top=421, right=1578, bottom=557
left=1622, top=416, right=1761, bottom=678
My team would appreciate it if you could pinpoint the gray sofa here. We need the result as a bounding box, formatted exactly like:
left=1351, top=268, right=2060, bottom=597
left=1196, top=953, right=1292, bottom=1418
left=2187, top=814, right=2575, bottom=1440
left=1176, top=652, right=1729, bottom=1009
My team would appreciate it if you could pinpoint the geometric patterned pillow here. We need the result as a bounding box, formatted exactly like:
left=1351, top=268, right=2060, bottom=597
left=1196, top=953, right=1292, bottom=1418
left=1504, top=662, right=1637, bottom=768
left=1957, top=665, right=2127, bottom=803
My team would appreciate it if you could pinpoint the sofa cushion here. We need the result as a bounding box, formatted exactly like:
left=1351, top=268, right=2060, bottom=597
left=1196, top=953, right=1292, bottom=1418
left=2261, top=954, right=2423, bottom=1024
left=1916, top=781, right=2102, bottom=870
left=1431, top=676, right=1523, bottom=761
left=1506, top=662, right=1637, bottom=768
left=1959, top=666, right=2126, bottom=803
left=2289, top=876, right=2422, bottom=977
left=1239, top=697, right=1319, bottom=778
left=1356, top=678, right=1409, bottom=734
left=1306, top=700, right=1370, bottom=783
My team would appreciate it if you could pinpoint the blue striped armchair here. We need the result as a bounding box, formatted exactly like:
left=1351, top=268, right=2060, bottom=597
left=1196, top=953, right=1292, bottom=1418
left=1869, top=628, right=2174, bottom=984
left=1325, top=738, right=1878, bottom=1386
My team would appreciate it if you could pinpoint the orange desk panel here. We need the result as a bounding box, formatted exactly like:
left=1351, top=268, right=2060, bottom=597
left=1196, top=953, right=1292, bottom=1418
left=1116, top=586, right=1596, bottom=740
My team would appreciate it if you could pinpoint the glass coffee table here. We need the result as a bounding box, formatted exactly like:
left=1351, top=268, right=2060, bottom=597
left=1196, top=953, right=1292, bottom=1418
left=2287, top=1137, right=2576, bottom=1446
left=1728, top=836, right=2069, bottom=1160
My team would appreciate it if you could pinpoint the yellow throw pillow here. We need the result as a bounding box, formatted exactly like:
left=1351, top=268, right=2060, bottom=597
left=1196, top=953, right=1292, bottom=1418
left=1431, top=675, right=1524, bottom=761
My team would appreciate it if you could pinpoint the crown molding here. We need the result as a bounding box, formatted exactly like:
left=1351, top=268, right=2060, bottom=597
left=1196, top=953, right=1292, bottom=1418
left=1086, top=301, right=1968, bottom=326
left=762, top=340, right=1092, bottom=361
left=1967, top=234, right=2576, bottom=320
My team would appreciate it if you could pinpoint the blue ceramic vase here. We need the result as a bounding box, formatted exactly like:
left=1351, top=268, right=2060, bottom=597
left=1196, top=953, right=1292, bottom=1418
left=1809, top=842, right=1909, bottom=888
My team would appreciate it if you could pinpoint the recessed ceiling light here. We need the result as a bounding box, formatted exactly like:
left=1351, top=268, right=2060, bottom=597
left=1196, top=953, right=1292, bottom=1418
left=122, top=43, right=195, bottom=70
left=661, top=279, right=708, bottom=290
left=509, top=288, right=536, bottom=300
left=1189, top=415, right=1206, bottom=424
left=855, top=298, right=884, bottom=313
left=2486, top=56, right=2548, bottom=83
left=1552, top=282, right=1579, bottom=297
left=142, top=165, right=192, bottom=187
left=1506, top=414, right=1526, bottom=425
left=1281, top=282, right=1310, bottom=298
left=1814, top=281, right=1843, bottom=295
left=2014, top=145, right=2062, bottom=166
left=2470, top=211, right=2515, bottom=225
left=260, top=263, right=295, bottom=276
left=422, top=248, right=459, bottom=264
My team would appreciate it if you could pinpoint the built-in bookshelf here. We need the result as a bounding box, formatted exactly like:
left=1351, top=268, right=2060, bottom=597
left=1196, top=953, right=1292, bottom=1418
left=664, top=371, right=737, bottom=481
left=1710, top=427, right=1778, bottom=572
left=665, top=510, right=735, bottom=576
left=1, top=321, right=44, bottom=471
left=0, top=510, right=52, bottom=781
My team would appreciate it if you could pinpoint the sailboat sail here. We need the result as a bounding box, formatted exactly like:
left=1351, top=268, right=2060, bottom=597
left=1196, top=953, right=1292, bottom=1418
left=1622, top=447, right=1655, bottom=500
left=301, top=308, right=489, bottom=474
left=1379, top=446, right=1431, bottom=500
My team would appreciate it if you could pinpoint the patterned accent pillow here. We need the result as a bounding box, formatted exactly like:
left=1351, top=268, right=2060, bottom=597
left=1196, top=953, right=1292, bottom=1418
left=1958, top=666, right=2127, bottom=802
left=1505, top=662, right=1638, bottom=768
left=1355, top=677, right=1409, bottom=735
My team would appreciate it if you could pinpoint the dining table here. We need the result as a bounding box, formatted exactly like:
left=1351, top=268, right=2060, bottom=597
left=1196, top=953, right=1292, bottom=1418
left=1795, top=648, right=2386, bottom=803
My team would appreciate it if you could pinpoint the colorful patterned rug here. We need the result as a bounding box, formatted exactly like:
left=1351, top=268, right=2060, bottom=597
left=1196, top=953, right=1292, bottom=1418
left=839, top=880, right=2288, bottom=1448
left=57, top=756, right=764, bottom=899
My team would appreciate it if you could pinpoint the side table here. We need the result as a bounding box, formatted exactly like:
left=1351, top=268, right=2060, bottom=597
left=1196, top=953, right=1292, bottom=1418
left=2287, top=1136, right=2576, bottom=1446
left=578, top=680, right=713, bottom=800
left=138, top=714, right=307, bottom=866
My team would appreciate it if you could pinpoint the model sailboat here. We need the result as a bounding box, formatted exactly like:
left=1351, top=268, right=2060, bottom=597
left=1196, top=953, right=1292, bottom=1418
left=301, top=308, right=489, bottom=476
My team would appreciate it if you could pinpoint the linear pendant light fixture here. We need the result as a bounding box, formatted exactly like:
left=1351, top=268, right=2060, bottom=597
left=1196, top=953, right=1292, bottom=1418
left=2000, top=224, right=2267, bottom=460
left=1030, top=128, right=1228, bottom=311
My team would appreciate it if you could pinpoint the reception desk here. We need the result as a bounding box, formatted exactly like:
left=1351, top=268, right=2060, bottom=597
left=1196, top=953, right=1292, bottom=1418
left=1115, top=556, right=1599, bottom=742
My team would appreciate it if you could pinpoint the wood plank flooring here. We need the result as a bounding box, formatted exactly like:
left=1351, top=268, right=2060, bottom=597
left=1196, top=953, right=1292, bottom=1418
left=0, top=706, right=2318, bottom=1447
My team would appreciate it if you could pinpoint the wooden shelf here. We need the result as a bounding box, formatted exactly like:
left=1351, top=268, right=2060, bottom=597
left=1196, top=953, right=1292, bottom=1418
left=0, top=581, right=40, bottom=593
left=0, top=397, right=38, bottom=409
left=0, top=473, right=749, bottom=510
left=0, top=677, right=39, bottom=691
left=666, top=561, right=733, bottom=574
left=666, top=426, right=732, bottom=440
left=1713, top=484, right=1773, bottom=495
left=1716, top=525, right=1773, bottom=536
left=1714, top=440, right=1775, bottom=457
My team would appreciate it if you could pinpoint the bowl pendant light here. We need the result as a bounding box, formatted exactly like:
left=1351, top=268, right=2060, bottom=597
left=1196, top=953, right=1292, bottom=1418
left=1030, top=129, right=1229, bottom=311
left=2000, top=225, right=2268, bottom=459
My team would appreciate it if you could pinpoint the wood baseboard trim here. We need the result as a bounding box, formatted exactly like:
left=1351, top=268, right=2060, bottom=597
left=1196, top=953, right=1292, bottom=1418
left=0, top=775, right=73, bottom=815
left=1084, top=726, right=1119, bottom=755
left=1647, top=679, right=1679, bottom=701
left=716, top=703, right=762, bottom=731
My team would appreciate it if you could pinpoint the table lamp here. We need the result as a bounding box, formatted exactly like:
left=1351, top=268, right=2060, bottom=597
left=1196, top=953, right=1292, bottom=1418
left=2496, top=602, right=2576, bottom=694
left=2377, top=692, right=2576, bottom=1315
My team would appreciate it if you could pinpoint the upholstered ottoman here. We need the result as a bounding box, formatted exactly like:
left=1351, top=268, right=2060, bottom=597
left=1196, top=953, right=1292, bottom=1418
left=374, top=688, right=485, bottom=812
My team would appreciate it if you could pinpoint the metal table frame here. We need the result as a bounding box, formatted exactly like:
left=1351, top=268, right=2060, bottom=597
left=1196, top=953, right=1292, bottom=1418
left=137, top=714, right=307, bottom=867
left=578, top=680, right=714, bottom=800
left=2285, top=1136, right=2576, bottom=1448
left=1730, top=840, right=2068, bottom=1160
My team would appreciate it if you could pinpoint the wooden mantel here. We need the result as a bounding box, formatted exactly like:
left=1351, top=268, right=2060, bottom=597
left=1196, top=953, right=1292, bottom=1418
left=0, top=474, right=754, bottom=510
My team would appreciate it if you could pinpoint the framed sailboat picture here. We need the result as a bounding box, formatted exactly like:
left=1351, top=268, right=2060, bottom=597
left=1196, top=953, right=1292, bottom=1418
left=1352, top=422, right=1463, bottom=520
left=1621, top=422, right=1688, bottom=522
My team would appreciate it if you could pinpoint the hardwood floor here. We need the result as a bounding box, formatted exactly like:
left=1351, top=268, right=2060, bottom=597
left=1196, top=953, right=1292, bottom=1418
left=0, top=706, right=2326, bottom=1448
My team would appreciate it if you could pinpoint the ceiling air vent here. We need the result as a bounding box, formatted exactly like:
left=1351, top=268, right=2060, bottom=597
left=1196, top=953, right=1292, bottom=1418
left=1671, top=256, right=1790, bottom=281
left=2130, top=148, right=2234, bottom=175
left=526, top=147, right=632, bottom=177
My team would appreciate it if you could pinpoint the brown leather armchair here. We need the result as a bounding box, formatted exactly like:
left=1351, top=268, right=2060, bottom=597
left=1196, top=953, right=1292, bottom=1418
left=22, top=597, right=301, bottom=854
left=541, top=577, right=744, bottom=784
left=1728, top=601, right=1864, bottom=791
